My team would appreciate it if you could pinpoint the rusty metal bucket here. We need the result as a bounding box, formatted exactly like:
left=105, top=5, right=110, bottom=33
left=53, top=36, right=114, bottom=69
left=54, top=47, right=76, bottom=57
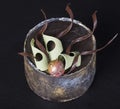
left=23, top=17, right=96, bottom=102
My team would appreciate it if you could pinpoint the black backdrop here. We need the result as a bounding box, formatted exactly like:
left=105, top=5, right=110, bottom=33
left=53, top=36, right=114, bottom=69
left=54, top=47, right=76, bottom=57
left=0, top=0, right=120, bottom=109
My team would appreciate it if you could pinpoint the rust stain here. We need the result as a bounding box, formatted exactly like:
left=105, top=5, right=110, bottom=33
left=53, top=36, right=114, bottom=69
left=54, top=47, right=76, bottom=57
left=53, top=87, right=65, bottom=97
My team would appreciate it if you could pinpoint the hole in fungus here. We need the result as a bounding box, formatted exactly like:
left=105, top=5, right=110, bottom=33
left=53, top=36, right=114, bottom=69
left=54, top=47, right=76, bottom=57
left=35, top=53, right=43, bottom=61
left=47, top=41, right=55, bottom=51
left=69, top=52, right=75, bottom=56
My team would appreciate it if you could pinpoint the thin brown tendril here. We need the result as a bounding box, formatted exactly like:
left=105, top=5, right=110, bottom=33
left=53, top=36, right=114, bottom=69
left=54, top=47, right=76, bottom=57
left=57, top=4, right=74, bottom=38
left=67, top=54, right=80, bottom=74
left=67, top=33, right=118, bottom=74
left=35, top=37, right=49, bottom=58
left=81, top=33, right=118, bottom=55
left=92, top=11, right=97, bottom=32
left=38, top=9, right=48, bottom=35
left=35, top=9, right=49, bottom=58
left=66, top=11, right=98, bottom=54
left=18, top=52, right=34, bottom=59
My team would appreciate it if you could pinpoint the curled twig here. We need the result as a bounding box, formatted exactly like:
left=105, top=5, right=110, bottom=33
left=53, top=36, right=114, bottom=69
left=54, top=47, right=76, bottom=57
left=57, top=4, right=74, bottom=38
left=35, top=38, right=49, bottom=58
left=38, top=9, right=48, bottom=35
left=19, top=10, right=49, bottom=59
left=81, top=33, right=118, bottom=55
left=67, top=33, right=118, bottom=74
left=66, top=11, right=97, bottom=54
left=67, top=54, right=80, bottom=74
left=35, top=9, right=49, bottom=58
left=18, top=52, right=34, bottom=59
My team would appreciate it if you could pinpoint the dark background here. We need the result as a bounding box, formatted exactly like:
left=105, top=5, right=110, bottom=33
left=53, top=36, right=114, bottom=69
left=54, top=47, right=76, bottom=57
left=0, top=0, right=120, bottom=109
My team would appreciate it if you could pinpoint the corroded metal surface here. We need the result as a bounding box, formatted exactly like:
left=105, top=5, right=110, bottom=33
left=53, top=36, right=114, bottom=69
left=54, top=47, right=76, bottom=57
left=24, top=18, right=96, bottom=102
